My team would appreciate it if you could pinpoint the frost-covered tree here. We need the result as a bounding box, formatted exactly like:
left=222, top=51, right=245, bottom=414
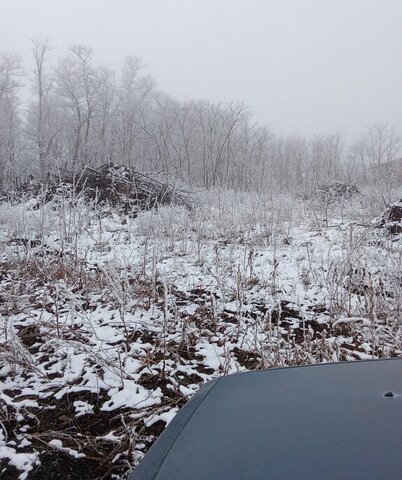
left=115, top=57, right=154, bottom=169
left=25, top=37, right=68, bottom=179
left=54, top=45, right=99, bottom=168
left=0, top=52, right=22, bottom=188
left=348, top=124, right=401, bottom=206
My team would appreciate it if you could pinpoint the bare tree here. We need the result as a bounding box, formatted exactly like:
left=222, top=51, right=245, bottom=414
left=116, top=57, right=154, bottom=169
left=0, top=52, right=22, bottom=188
left=366, top=124, right=400, bottom=168
left=30, top=36, right=53, bottom=178
left=364, top=124, right=401, bottom=205
left=54, top=45, right=101, bottom=169
left=91, top=65, right=117, bottom=164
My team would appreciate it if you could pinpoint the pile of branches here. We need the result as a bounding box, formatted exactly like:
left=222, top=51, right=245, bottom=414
left=312, top=181, right=360, bottom=203
left=374, top=200, right=402, bottom=235
left=23, top=164, right=193, bottom=214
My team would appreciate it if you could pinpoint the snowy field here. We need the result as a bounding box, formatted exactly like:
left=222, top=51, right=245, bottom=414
left=1, top=188, right=402, bottom=479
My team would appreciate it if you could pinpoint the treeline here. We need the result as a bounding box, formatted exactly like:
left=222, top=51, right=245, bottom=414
left=0, top=38, right=401, bottom=195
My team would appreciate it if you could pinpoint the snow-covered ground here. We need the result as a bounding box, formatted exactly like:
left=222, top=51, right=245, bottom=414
left=1, top=189, right=401, bottom=479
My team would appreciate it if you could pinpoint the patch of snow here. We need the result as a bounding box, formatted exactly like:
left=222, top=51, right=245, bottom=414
left=48, top=439, right=85, bottom=459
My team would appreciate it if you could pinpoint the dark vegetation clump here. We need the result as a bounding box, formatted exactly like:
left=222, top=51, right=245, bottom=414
left=17, top=164, right=193, bottom=214
left=313, top=181, right=360, bottom=203
left=375, top=200, right=402, bottom=235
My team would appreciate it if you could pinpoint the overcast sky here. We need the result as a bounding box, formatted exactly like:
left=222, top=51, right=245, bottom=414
left=1, top=0, right=401, bottom=139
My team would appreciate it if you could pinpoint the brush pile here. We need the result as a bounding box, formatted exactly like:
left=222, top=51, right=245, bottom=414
left=313, top=181, right=360, bottom=203
left=21, top=164, right=193, bottom=214
left=374, top=199, right=402, bottom=235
